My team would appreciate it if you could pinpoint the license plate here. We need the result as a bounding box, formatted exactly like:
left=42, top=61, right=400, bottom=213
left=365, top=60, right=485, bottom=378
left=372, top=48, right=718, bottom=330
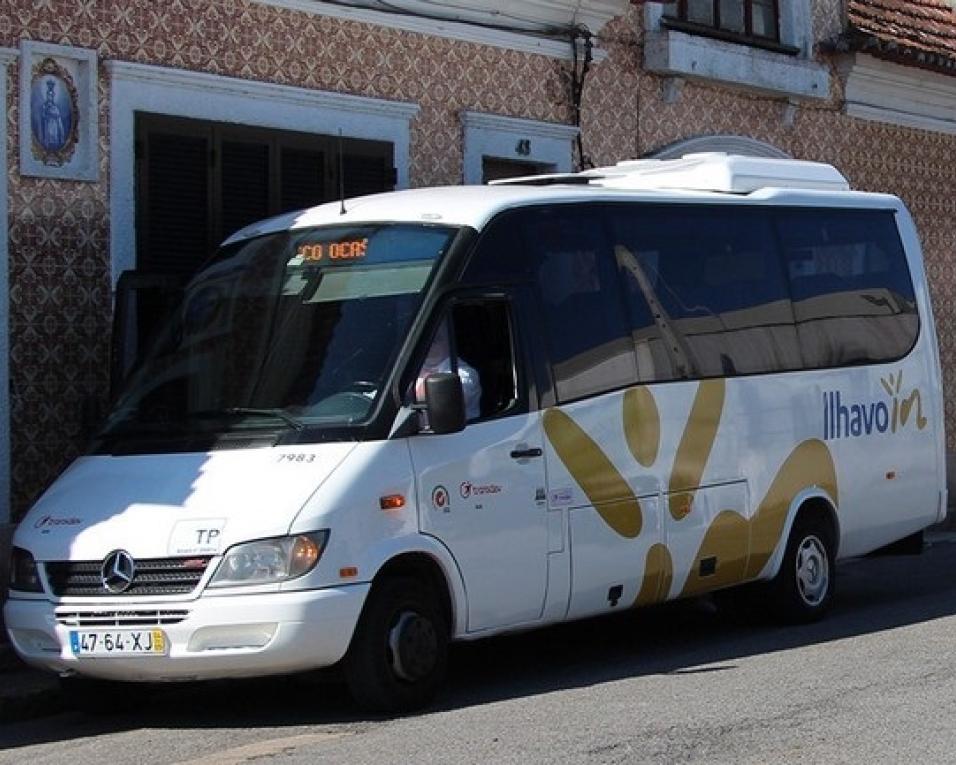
left=70, top=630, right=167, bottom=656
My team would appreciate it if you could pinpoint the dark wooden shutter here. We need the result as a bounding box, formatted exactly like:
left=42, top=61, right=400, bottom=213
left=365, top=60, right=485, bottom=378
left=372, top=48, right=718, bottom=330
left=137, top=116, right=396, bottom=276
left=280, top=147, right=326, bottom=211
left=139, top=127, right=211, bottom=276
left=482, top=157, right=549, bottom=184
left=343, top=152, right=391, bottom=198
left=131, top=114, right=397, bottom=373
left=220, top=139, right=271, bottom=240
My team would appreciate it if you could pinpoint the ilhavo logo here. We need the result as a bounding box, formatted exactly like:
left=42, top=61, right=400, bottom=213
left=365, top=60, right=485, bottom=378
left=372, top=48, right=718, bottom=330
left=823, top=371, right=928, bottom=441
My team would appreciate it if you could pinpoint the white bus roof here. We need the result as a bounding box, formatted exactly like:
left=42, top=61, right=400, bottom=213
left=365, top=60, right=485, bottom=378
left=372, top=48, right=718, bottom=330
left=223, top=153, right=899, bottom=247
left=498, top=153, right=851, bottom=194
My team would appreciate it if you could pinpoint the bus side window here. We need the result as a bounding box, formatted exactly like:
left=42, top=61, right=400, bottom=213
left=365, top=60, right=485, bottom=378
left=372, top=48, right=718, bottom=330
left=611, top=205, right=800, bottom=380
left=529, top=208, right=637, bottom=402
left=777, top=209, right=919, bottom=368
left=452, top=301, right=519, bottom=420
left=460, top=210, right=532, bottom=285
left=414, top=300, right=519, bottom=423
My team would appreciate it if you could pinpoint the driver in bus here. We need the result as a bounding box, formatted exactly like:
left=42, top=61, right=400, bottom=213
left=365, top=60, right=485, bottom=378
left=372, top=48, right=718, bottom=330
left=415, top=321, right=482, bottom=421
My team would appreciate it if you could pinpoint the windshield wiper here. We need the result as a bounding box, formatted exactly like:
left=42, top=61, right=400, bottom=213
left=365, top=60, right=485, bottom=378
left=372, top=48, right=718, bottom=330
left=191, top=407, right=306, bottom=432
left=222, top=408, right=306, bottom=431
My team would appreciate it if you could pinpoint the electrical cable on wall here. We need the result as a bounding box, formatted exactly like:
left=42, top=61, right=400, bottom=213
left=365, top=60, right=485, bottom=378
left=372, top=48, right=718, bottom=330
left=569, top=26, right=595, bottom=171
left=314, top=0, right=599, bottom=171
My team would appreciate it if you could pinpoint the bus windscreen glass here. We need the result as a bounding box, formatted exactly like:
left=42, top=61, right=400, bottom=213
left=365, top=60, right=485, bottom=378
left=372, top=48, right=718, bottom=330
left=105, top=223, right=459, bottom=435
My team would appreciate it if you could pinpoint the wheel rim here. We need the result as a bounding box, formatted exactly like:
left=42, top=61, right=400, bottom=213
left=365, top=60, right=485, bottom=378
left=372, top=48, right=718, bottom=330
left=387, top=610, right=439, bottom=683
left=795, top=534, right=829, bottom=607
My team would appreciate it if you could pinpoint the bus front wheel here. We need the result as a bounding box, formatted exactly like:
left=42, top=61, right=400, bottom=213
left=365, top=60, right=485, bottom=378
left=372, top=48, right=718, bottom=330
left=344, top=576, right=448, bottom=713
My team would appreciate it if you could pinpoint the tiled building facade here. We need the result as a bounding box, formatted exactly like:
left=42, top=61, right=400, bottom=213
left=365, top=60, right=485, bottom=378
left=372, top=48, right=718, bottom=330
left=1, top=0, right=955, bottom=521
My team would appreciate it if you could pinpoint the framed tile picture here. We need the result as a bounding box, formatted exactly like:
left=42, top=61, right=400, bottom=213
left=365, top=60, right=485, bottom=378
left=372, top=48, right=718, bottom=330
left=19, top=41, right=98, bottom=181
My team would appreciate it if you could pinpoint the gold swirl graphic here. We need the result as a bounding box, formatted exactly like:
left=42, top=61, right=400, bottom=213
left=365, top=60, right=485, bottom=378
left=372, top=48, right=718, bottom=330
left=668, top=379, right=726, bottom=520
left=543, top=408, right=643, bottom=538
left=623, top=387, right=660, bottom=468
left=634, top=543, right=673, bottom=606
left=745, top=438, right=838, bottom=579
left=679, top=510, right=750, bottom=597
left=900, top=390, right=928, bottom=431
left=680, top=439, right=838, bottom=594
left=544, top=380, right=839, bottom=606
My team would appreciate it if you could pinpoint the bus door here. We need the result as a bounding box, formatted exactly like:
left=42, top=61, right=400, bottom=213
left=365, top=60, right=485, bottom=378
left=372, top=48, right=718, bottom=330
left=543, top=391, right=666, bottom=620
left=528, top=209, right=671, bottom=620
left=409, top=297, right=549, bottom=633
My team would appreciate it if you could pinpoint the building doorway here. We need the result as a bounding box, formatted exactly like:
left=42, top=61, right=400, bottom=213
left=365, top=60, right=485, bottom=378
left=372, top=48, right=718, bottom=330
left=135, top=113, right=395, bottom=278
left=115, top=114, right=396, bottom=388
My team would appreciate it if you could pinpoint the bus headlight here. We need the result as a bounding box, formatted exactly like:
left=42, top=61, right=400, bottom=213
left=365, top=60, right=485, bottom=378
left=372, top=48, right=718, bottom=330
left=9, top=546, right=43, bottom=593
left=208, top=532, right=329, bottom=588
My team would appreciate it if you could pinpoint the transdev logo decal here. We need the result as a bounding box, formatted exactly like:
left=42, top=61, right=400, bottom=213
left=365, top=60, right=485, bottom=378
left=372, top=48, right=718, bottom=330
left=459, top=482, right=502, bottom=499
left=34, top=515, right=82, bottom=529
left=823, top=370, right=928, bottom=441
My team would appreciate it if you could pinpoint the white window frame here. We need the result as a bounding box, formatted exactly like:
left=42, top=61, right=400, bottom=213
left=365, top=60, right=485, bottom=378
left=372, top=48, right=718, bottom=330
left=461, top=111, right=579, bottom=184
left=643, top=2, right=829, bottom=101
left=106, top=61, right=420, bottom=287
left=0, top=48, right=16, bottom=524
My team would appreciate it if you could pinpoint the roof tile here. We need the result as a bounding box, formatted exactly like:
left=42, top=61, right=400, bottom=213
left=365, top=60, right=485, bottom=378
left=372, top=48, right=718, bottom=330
left=846, top=0, right=956, bottom=70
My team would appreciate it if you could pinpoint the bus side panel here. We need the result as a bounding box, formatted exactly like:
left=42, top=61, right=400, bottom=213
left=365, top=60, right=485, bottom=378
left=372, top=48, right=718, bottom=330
left=895, top=204, right=947, bottom=522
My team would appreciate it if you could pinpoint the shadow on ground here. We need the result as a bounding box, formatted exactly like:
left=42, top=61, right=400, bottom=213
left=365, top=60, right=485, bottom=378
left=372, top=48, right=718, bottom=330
left=3, top=538, right=956, bottom=750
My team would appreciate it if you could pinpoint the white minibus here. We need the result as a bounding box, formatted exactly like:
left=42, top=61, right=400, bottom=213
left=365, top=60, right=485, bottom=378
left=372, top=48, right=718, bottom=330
left=4, top=154, right=946, bottom=712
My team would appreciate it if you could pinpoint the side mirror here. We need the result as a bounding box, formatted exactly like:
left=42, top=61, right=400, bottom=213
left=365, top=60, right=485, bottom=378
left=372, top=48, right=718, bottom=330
left=425, top=373, right=466, bottom=435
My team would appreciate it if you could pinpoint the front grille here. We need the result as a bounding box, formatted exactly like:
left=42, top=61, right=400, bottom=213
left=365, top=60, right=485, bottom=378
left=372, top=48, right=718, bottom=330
left=45, top=557, right=213, bottom=597
left=56, top=609, right=190, bottom=627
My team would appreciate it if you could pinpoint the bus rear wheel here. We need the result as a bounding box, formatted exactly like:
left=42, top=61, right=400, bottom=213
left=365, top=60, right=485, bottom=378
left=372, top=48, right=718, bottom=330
left=769, top=514, right=836, bottom=623
left=344, top=576, right=448, bottom=713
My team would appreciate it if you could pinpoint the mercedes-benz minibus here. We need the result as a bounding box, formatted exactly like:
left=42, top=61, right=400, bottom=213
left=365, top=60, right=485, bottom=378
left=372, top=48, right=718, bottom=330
left=5, top=154, right=945, bottom=712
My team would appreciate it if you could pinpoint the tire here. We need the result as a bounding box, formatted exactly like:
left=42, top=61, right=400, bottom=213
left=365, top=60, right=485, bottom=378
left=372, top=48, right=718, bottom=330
left=58, top=676, right=141, bottom=714
left=768, top=513, right=836, bottom=624
left=345, top=576, right=448, bottom=714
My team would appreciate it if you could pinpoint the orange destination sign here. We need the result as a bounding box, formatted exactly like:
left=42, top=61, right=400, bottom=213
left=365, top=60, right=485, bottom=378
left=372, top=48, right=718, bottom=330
left=298, top=239, right=369, bottom=263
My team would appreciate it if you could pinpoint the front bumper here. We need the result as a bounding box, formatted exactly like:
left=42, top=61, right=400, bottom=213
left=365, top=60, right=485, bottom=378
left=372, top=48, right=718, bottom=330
left=3, top=585, right=370, bottom=682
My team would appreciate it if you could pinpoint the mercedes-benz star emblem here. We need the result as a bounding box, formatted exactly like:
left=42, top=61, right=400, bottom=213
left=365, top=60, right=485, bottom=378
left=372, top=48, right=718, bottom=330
left=101, top=550, right=136, bottom=594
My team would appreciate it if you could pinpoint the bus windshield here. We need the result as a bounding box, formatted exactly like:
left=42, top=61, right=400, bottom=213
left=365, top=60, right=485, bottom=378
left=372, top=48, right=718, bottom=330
left=104, top=223, right=460, bottom=436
